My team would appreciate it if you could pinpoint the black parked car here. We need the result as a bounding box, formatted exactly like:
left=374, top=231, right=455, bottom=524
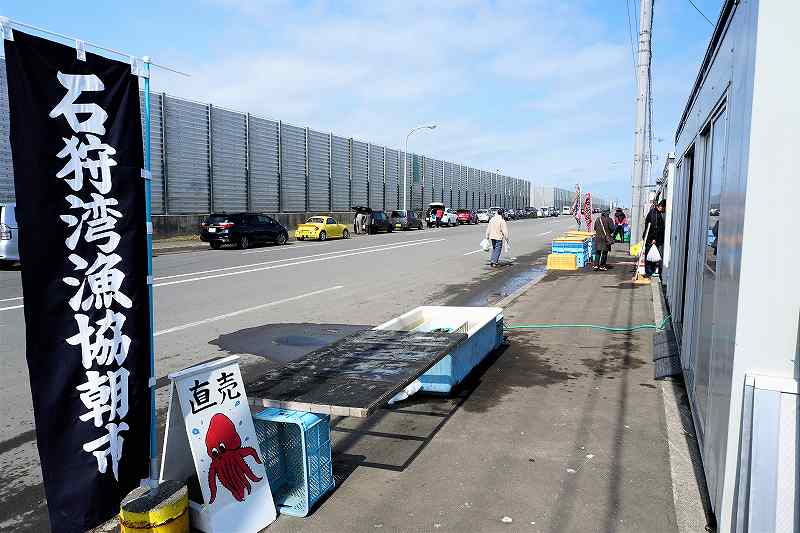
left=368, top=210, right=394, bottom=234
left=200, top=212, right=289, bottom=250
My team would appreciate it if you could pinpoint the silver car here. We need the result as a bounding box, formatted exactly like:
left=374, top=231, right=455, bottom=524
left=0, top=203, right=19, bottom=266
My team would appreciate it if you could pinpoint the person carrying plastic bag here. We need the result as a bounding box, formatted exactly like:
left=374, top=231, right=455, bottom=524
left=643, top=199, right=666, bottom=278
left=485, top=208, right=509, bottom=268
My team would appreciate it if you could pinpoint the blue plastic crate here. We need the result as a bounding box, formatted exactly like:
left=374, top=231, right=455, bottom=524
left=253, top=408, right=334, bottom=517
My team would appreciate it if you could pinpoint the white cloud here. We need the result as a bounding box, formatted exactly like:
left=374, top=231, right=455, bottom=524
left=144, top=0, right=706, bottom=199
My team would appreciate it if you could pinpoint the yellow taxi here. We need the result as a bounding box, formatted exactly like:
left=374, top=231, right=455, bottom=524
left=295, top=216, right=351, bottom=241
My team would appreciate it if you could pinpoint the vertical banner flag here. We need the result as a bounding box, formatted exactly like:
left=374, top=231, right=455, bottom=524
left=5, top=32, right=150, bottom=531
left=584, top=192, right=593, bottom=232
left=573, top=184, right=581, bottom=226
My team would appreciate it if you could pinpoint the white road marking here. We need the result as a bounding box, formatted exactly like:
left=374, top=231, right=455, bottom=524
left=0, top=296, right=23, bottom=303
left=463, top=249, right=484, bottom=256
left=155, top=286, right=344, bottom=336
left=155, top=238, right=446, bottom=288
left=155, top=238, right=444, bottom=281
left=241, top=243, right=319, bottom=255
left=0, top=304, right=24, bottom=312
left=538, top=231, right=552, bottom=236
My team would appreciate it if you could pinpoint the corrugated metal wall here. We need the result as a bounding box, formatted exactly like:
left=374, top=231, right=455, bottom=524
left=368, top=144, right=384, bottom=210
left=0, top=68, right=539, bottom=214
left=331, top=135, right=350, bottom=211
left=164, top=96, right=210, bottom=214
left=307, top=129, right=330, bottom=212
left=385, top=148, right=399, bottom=211
left=423, top=157, right=433, bottom=206
left=280, top=123, right=306, bottom=212
left=248, top=116, right=280, bottom=212
left=0, top=58, right=12, bottom=204
left=351, top=140, right=368, bottom=207
left=139, top=93, right=164, bottom=214
left=211, top=106, right=248, bottom=212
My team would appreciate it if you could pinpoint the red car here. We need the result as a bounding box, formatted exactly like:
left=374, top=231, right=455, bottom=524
left=456, top=209, right=478, bottom=225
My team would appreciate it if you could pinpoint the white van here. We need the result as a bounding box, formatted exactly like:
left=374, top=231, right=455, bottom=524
left=0, top=203, right=19, bottom=266
left=561, top=206, right=572, bottom=215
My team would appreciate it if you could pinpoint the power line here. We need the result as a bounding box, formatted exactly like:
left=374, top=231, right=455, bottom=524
left=688, top=0, right=714, bottom=26
left=625, top=0, right=638, bottom=85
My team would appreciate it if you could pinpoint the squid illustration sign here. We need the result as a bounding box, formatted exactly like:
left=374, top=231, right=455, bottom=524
left=160, top=356, right=276, bottom=532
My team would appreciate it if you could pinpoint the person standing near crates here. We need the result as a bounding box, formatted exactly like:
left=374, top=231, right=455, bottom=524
left=643, top=199, right=666, bottom=278
left=612, top=207, right=626, bottom=242
left=593, top=210, right=614, bottom=271
left=486, top=208, right=509, bottom=268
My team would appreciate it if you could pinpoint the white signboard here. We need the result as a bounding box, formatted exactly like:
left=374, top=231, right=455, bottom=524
left=160, top=356, right=276, bottom=532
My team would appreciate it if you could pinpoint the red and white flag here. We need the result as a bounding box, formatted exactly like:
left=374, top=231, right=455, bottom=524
left=583, top=192, right=592, bottom=231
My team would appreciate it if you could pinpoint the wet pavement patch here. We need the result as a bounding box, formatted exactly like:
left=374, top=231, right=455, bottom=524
left=433, top=249, right=549, bottom=307
left=210, top=322, right=370, bottom=363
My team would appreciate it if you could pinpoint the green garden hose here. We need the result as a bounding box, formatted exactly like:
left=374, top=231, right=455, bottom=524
left=503, top=315, right=671, bottom=333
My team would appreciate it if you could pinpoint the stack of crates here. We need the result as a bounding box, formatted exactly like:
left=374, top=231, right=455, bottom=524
left=551, top=236, right=592, bottom=267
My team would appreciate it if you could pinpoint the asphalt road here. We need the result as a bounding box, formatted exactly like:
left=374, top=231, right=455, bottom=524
left=0, top=215, right=575, bottom=531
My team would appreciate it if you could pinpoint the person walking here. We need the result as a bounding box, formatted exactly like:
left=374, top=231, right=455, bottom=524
left=612, top=207, right=626, bottom=243
left=593, top=210, right=614, bottom=271
left=486, top=208, right=509, bottom=268
left=643, top=199, right=666, bottom=278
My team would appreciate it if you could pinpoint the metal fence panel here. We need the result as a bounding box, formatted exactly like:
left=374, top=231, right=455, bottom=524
left=385, top=148, right=399, bottom=211
left=368, top=144, right=384, bottom=211
left=0, top=58, right=15, bottom=203
left=433, top=159, right=444, bottom=204
left=331, top=135, right=350, bottom=211
left=280, top=123, right=306, bottom=212
left=138, top=92, right=164, bottom=214
left=211, top=106, right=247, bottom=212
left=443, top=162, right=453, bottom=207
left=164, top=96, right=210, bottom=214
left=351, top=140, right=368, bottom=207
left=248, top=116, right=279, bottom=212
left=423, top=157, right=433, bottom=206
left=307, top=129, right=330, bottom=212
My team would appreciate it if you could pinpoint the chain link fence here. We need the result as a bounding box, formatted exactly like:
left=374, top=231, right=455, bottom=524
left=0, top=57, right=531, bottom=211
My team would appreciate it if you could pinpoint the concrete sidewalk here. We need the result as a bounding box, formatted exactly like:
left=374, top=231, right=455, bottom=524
left=263, top=251, right=688, bottom=532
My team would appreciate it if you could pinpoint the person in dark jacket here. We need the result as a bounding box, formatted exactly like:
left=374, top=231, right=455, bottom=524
left=612, top=208, right=626, bottom=242
left=643, top=199, right=666, bottom=277
left=593, top=210, right=614, bottom=271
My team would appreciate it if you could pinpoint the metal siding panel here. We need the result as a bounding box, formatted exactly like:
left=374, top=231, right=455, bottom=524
left=443, top=162, right=453, bottom=207
left=248, top=116, right=279, bottom=212
left=368, top=144, right=384, bottom=210
left=307, top=129, right=330, bottom=212
left=164, top=96, right=210, bottom=214
left=0, top=57, right=15, bottom=203
left=410, top=154, right=422, bottom=210
left=143, top=92, right=164, bottom=214
left=423, top=157, right=433, bottom=205
left=351, top=140, right=368, bottom=207
left=331, top=135, right=350, bottom=210
left=280, top=123, right=306, bottom=212
left=384, top=148, right=399, bottom=211
left=211, top=107, right=247, bottom=212
left=434, top=159, right=444, bottom=204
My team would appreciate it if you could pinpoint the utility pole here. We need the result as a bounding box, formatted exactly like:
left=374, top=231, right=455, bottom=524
left=630, top=0, right=654, bottom=243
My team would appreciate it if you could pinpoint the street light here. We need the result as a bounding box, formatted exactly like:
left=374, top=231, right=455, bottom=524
left=403, top=124, right=437, bottom=211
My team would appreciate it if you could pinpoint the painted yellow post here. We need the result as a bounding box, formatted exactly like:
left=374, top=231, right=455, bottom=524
left=119, top=481, right=189, bottom=533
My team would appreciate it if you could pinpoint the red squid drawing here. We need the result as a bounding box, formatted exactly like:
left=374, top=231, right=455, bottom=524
left=205, top=413, right=263, bottom=504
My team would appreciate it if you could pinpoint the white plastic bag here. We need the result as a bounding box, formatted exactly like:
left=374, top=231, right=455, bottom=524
left=501, top=240, right=516, bottom=261
left=388, top=379, right=422, bottom=405
left=480, top=238, right=491, bottom=252
left=646, top=244, right=662, bottom=262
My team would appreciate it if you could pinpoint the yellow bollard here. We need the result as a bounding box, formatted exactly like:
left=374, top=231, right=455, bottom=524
left=119, top=480, right=189, bottom=533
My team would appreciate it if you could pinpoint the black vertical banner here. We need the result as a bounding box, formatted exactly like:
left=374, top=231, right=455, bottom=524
left=4, top=32, right=150, bottom=532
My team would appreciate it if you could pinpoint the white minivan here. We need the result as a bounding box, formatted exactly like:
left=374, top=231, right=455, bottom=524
left=561, top=206, right=572, bottom=215
left=0, top=203, right=19, bottom=266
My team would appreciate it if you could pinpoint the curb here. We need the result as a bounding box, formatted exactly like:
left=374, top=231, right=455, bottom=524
left=650, top=280, right=715, bottom=533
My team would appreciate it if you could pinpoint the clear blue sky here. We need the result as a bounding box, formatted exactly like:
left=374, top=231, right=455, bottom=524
left=3, top=0, right=722, bottom=204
